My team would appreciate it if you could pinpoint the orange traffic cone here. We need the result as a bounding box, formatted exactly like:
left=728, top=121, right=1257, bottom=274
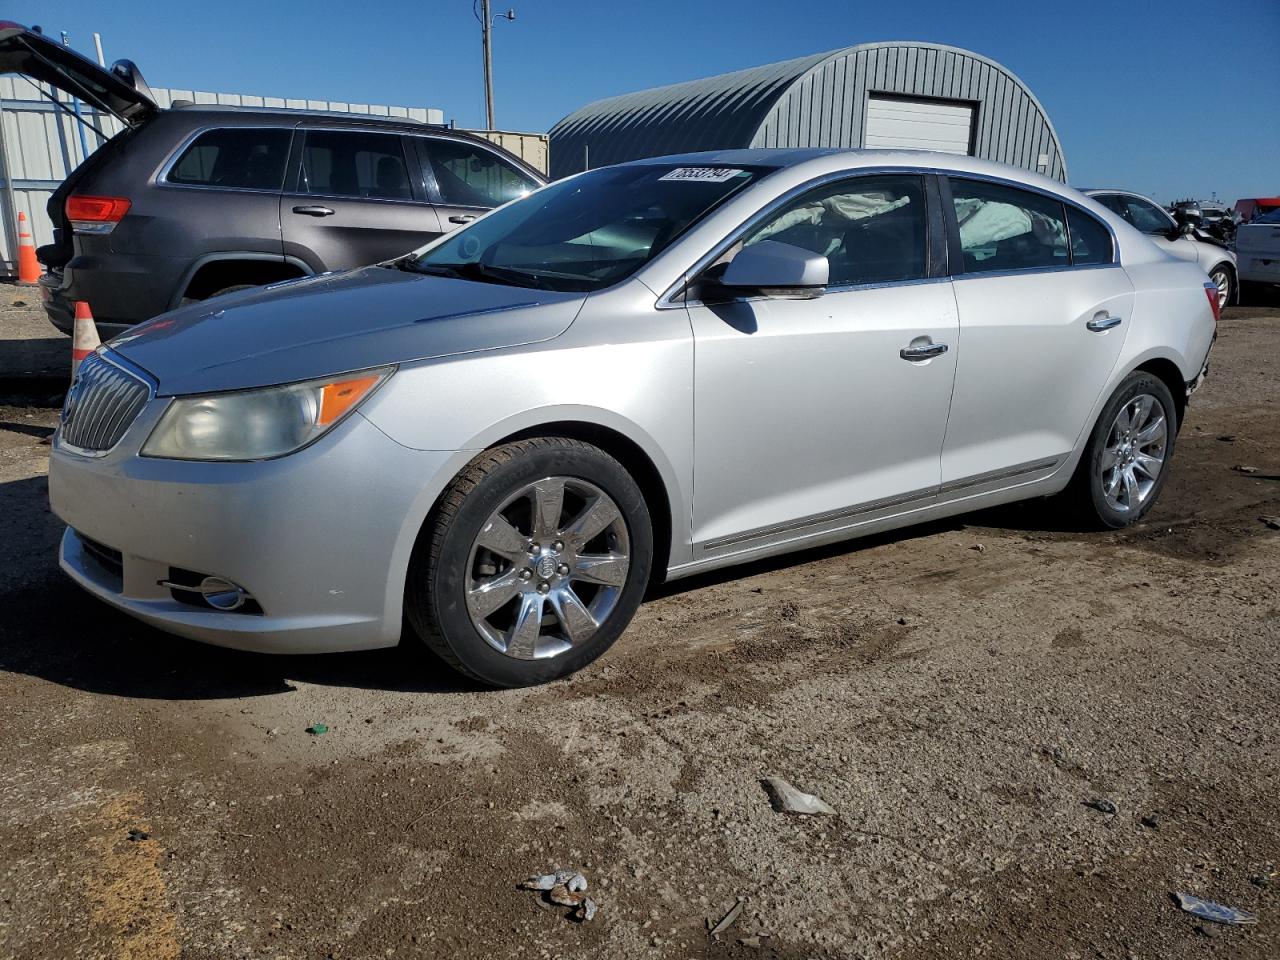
left=16, top=211, right=41, bottom=284
left=71, top=301, right=101, bottom=373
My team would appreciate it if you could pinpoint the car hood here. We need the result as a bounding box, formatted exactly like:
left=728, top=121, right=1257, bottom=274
left=108, top=266, right=586, bottom=395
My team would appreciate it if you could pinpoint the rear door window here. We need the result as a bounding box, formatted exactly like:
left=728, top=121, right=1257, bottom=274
left=949, top=178, right=1068, bottom=273
left=300, top=130, right=414, bottom=200
left=422, top=139, right=537, bottom=208
left=167, top=128, right=292, bottom=191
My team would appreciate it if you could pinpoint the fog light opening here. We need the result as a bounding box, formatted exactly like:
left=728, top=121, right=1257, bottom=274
left=200, top=576, right=248, bottom=611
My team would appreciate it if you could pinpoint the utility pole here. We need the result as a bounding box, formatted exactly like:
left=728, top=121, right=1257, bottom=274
left=478, top=2, right=515, bottom=131
left=481, top=0, right=494, bottom=130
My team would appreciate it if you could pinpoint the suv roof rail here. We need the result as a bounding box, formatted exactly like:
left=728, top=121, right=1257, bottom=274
left=170, top=102, right=450, bottom=128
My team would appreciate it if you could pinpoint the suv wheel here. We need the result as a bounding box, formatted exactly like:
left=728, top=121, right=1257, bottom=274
left=405, top=438, right=653, bottom=687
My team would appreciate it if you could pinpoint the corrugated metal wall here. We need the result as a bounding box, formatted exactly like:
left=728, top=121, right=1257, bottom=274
left=751, top=44, right=1065, bottom=181
left=549, top=42, right=1065, bottom=183
left=0, top=76, right=446, bottom=273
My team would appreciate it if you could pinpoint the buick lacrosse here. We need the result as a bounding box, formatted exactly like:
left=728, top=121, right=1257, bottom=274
left=50, top=150, right=1217, bottom=686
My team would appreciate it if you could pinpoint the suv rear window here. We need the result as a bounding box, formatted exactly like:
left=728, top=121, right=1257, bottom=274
left=167, top=128, right=292, bottom=190
left=300, top=130, right=414, bottom=200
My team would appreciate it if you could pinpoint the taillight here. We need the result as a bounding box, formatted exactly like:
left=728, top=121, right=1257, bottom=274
left=66, top=195, right=131, bottom=235
left=1203, top=281, right=1221, bottom=324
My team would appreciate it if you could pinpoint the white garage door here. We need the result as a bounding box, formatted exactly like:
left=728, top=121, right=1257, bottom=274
left=864, top=96, right=974, bottom=155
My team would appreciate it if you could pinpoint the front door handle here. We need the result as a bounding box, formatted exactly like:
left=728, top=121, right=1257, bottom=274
left=1086, top=313, right=1123, bottom=332
left=448, top=214, right=477, bottom=224
left=292, top=205, right=335, bottom=217
left=900, top=341, right=949, bottom=362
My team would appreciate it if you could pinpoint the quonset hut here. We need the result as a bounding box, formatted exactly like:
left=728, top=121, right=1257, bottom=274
left=549, top=42, right=1066, bottom=182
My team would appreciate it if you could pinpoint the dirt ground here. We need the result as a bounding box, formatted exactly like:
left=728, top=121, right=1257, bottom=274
left=1, top=286, right=1278, bottom=960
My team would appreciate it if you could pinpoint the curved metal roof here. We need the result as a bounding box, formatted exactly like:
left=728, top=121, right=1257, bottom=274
left=549, top=42, right=1066, bottom=182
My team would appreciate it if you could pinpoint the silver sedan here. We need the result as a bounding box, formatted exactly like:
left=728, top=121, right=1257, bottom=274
left=49, top=150, right=1218, bottom=686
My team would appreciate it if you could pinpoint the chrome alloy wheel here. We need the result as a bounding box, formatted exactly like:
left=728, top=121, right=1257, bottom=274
left=1100, top=393, right=1168, bottom=514
left=1210, top=267, right=1231, bottom=309
left=465, top=477, right=630, bottom=660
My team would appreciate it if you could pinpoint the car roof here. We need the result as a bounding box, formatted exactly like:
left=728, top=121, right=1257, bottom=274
left=170, top=102, right=447, bottom=129
left=619, top=148, right=1075, bottom=193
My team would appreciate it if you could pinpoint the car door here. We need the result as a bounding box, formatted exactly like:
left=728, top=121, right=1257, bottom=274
left=941, top=177, right=1133, bottom=488
left=417, top=136, right=540, bottom=231
left=686, top=172, right=959, bottom=557
left=280, top=128, right=443, bottom=271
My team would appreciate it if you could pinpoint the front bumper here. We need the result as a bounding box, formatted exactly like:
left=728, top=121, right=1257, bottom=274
left=49, top=403, right=464, bottom=654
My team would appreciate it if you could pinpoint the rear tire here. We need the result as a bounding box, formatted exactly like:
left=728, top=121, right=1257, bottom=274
left=405, top=437, right=653, bottom=687
left=1067, top=371, right=1178, bottom=529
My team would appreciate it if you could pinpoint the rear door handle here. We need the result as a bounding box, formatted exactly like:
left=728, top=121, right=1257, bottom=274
left=448, top=214, right=477, bottom=224
left=1086, top=313, right=1122, bottom=332
left=900, top=341, right=949, bottom=362
left=292, top=205, right=335, bottom=217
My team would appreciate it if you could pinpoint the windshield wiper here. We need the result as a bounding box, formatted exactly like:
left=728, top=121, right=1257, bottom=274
left=426, top=260, right=550, bottom=289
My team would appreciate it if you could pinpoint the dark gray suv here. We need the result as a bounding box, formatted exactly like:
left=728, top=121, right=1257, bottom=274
left=0, top=23, right=544, bottom=334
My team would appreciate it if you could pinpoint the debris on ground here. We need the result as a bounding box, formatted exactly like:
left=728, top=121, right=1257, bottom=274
left=971, top=543, right=985, bottom=552
left=1260, top=516, right=1280, bottom=530
left=1250, top=867, right=1276, bottom=888
left=762, top=776, right=836, bottom=815
left=1141, top=814, right=1159, bottom=829
left=1232, top=464, right=1260, bottom=474
left=1084, top=798, right=1118, bottom=815
left=1217, top=434, right=1237, bottom=442
left=126, top=829, right=151, bottom=842
left=1173, top=892, right=1257, bottom=925
left=519, top=869, right=597, bottom=921
left=708, top=897, right=746, bottom=937
left=305, top=724, right=328, bottom=736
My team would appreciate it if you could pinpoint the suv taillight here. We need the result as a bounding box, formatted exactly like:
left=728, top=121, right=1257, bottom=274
left=1203, top=281, right=1221, bottom=324
left=66, top=195, right=131, bottom=235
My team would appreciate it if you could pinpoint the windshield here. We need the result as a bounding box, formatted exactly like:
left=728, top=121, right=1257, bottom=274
left=405, top=163, right=772, bottom=292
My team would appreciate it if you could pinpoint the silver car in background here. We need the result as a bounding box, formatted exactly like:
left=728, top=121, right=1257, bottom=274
left=49, top=150, right=1218, bottom=687
left=1084, top=188, right=1238, bottom=308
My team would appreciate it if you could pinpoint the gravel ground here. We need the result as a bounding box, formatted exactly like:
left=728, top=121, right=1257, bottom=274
left=0, top=285, right=1278, bottom=959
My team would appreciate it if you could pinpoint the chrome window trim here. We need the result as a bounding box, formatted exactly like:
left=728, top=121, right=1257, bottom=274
left=656, top=164, right=1121, bottom=310
left=153, top=123, right=297, bottom=195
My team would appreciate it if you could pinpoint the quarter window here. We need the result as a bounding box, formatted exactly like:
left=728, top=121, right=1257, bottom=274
left=167, top=128, right=291, bottom=191
left=423, top=139, right=536, bottom=208
left=740, top=174, right=929, bottom=286
left=1066, top=206, right=1113, bottom=265
left=949, top=178, right=1067, bottom=273
left=300, top=131, right=413, bottom=200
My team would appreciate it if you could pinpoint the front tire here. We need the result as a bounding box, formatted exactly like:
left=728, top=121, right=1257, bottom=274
left=1068, top=372, right=1178, bottom=529
left=1209, top=265, right=1234, bottom=309
left=405, top=437, right=653, bottom=687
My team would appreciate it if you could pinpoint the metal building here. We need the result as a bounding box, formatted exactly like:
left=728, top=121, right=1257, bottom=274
left=549, top=42, right=1066, bottom=182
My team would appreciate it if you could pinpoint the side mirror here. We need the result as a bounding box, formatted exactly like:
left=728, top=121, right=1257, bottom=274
left=1178, top=221, right=1196, bottom=237
left=718, top=240, right=829, bottom=298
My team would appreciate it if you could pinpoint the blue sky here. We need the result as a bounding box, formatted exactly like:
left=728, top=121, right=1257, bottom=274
left=14, top=0, right=1280, bottom=203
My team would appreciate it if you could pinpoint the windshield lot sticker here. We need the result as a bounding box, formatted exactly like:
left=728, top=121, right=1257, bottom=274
left=659, top=167, right=744, bottom=183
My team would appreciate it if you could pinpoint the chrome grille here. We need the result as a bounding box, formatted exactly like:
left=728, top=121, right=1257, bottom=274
left=59, top=351, right=152, bottom=453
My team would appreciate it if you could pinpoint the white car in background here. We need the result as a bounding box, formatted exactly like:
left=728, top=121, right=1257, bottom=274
left=1085, top=189, right=1237, bottom=308
left=1235, top=208, right=1280, bottom=296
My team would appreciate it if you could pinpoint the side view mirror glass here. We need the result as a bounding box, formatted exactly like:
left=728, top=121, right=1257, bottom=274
left=718, top=240, right=829, bottom=298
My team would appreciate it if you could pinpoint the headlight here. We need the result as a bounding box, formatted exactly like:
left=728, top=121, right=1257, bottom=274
left=141, top=366, right=394, bottom=461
